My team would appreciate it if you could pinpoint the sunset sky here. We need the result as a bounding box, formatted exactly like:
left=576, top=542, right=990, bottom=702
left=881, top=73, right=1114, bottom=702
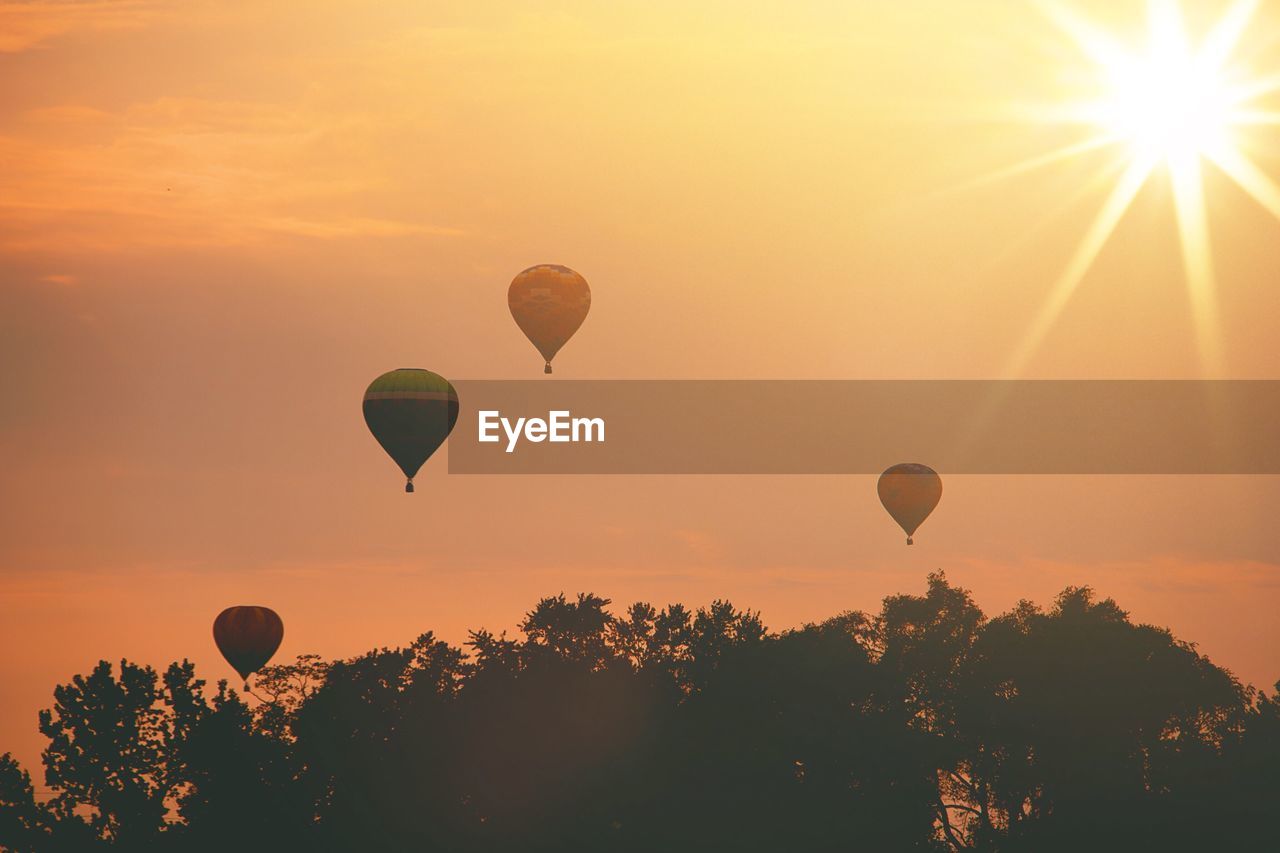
left=3, top=0, right=1279, bottom=777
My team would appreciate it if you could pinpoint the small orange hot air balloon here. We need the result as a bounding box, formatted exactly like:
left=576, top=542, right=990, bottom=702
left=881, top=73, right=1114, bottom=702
left=878, top=463, right=942, bottom=545
left=213, top=606, right=284, bottom=690
left=508, top=264, right=591, bottom=374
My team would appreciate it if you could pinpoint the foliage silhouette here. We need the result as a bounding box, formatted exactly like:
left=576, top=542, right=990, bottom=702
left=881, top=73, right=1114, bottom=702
left=0, top=573, right=1275, bottom=852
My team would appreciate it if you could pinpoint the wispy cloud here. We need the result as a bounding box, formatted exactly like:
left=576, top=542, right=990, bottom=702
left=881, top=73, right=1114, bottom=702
left=0, top=0, right=160, bottom=53
left=0, top=94, right=466, bottom=252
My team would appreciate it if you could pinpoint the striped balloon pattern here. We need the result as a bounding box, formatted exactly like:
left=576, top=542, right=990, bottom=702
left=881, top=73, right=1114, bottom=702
left=213, top=606, right=284, bottom=685
left=362, top=369, right=459, bottom=492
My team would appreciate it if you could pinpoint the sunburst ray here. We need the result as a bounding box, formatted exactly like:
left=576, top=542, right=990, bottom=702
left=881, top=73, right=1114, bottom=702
left=1205, top=143, right=1280, bottom=218
left=995, top=0, right=1280, bottom=376
left=1006, top=153, right=1157, bottom=375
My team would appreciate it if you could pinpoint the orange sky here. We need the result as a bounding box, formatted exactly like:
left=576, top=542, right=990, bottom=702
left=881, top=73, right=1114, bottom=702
left=2, top=0, right=1279, bottom=778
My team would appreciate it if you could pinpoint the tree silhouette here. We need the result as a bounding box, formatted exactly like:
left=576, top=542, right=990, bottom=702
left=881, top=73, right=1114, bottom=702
left=37, top=660, right=170, bottom=847
left=952, top=587, right=1250, bottom=852
left=0, top=755, right=51, bottom=851
left=0, top=573, right=1275, bottom=852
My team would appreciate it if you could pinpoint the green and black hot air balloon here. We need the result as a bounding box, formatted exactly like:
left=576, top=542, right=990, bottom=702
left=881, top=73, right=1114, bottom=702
left=362, top=369, right=459, bottom=492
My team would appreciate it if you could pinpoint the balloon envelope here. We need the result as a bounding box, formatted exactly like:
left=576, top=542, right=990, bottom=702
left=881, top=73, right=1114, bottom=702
left=363, top=369, right=459, bottom=492
left=213, top=606, right=284, bottom=682
left=878, top=463, right=942, bottom=545
left=508, top=264, right=591, bottom=373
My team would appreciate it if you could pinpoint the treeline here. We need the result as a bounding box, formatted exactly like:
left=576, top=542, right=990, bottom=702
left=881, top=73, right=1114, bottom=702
left=1, top=573, right=1277, bottom=852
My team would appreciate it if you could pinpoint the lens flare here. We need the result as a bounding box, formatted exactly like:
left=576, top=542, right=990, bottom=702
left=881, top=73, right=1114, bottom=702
left=1000, top=0, right=1280, bottom=375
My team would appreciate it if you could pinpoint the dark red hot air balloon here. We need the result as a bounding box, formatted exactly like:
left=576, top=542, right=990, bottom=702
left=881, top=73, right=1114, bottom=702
left=213, top=606, right=283, bottom=690
left=878, top=463, right=943, bottom=545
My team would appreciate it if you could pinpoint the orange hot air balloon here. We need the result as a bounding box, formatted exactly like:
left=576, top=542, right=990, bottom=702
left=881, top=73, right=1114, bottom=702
left=213, top=606, right=284, bottom=690
left=878, top=463, right=943, bottom=545
left=508, top=264, right=591, bottom=374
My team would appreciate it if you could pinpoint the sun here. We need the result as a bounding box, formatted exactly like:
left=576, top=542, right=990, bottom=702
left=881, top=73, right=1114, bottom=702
left=1094, top=20, right=1234, bottom=164
left=997, top=0, right=1280, bottom=375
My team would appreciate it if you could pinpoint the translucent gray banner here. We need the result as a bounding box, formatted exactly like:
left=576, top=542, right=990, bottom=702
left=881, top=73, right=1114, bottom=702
left=447, top=381, right=1280, bottom=474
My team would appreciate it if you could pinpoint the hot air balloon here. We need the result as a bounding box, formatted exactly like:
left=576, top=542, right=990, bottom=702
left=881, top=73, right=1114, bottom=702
left=363, top=368, right=459, bottom=492
left=878, top=463, right=942, bottom=545
left=508, top=264, right=591, bottom=374
left=213, top=606, right=283, bottom=690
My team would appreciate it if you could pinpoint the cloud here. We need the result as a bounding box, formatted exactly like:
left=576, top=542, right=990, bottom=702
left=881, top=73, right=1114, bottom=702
left=0, top=3, right=839, bottom=258
left=0, top=95, right=466, bottom=253
left=258, top=216, right=466, bottom=240
left=0, top=1, right=160, bottom=53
